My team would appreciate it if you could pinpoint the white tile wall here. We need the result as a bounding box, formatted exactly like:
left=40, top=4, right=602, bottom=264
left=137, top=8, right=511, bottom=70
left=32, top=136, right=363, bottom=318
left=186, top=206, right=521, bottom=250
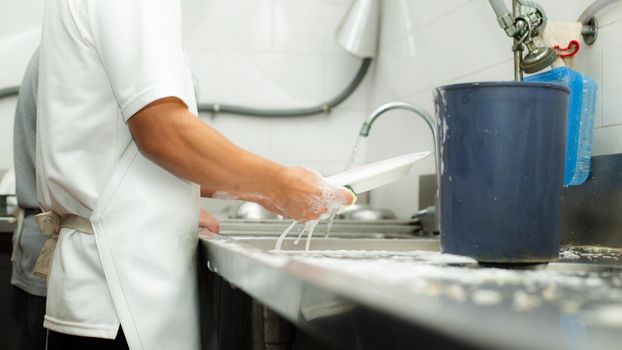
left=379, top=0, right=474, bottom=49
left=368, top=0, right=622, bottom=218
left=182, top=0, right=272, bottom=52
left=0, top=0, right=43, bottom=173
left=0, top=28, right=40, bottom=87
left=0, top=0, right=44, bottom=39
left=571, top=23, right=603, bottom=128
left=592, top=1, right=622, bottom=26
left=272, top=0, right=352, bottom=55
left=601, top=19, right=622, bottom=127
left=593, top=124, right=622, bottom=156
left=189, top=51, right=326, bottom=107
left=0, top=98, right=17, bottom=172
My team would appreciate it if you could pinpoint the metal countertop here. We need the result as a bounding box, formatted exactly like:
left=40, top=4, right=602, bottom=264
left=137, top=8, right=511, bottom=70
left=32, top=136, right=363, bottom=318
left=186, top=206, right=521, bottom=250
left=201, top=229, right=622, bottom=350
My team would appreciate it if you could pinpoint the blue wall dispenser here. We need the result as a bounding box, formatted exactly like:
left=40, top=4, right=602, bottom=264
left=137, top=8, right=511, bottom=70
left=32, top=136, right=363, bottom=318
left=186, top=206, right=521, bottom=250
left=525, top=67, right=598, bottom=186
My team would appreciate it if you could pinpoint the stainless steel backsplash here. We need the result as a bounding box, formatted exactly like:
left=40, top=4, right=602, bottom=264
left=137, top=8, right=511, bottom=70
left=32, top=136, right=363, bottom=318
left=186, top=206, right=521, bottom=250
left=418, top=154, right=622, bottom=248
left=561, top=154, right=622, bottom=248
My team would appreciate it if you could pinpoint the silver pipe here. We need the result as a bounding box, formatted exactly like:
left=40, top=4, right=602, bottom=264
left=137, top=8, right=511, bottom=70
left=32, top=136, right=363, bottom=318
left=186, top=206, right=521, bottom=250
left=0, top=86, right=19, bottom=99
left=488, top=0, right=511, bottom=18
left=359, top=101, right=438, bottom=179
left=513, top=0, right=523, bottom=81
left=488, top=0, right=516, bottom=36
left=197, top=58, right=372, bottom=117
left=358, top=101, right=439, bottom=225
left=359, top=102, right=437, bottom=143
left=513, top=51, right=523, bottom=81
left=1, top=59, right=372, bottom=118
left=578, top=0, right=621, bottom=23
left=577, top=0, right=621, bottom=45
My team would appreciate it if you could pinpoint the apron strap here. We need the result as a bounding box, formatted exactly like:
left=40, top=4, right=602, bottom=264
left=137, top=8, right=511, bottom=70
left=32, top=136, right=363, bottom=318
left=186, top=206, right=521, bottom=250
left=10, top=208, right=25, bottom=262
left=33, top=211, right=94, bottom=278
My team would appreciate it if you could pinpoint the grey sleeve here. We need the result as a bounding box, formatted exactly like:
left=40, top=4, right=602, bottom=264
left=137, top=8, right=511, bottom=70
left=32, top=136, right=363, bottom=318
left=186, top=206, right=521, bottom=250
left=13, top=49, right=40, bottom=209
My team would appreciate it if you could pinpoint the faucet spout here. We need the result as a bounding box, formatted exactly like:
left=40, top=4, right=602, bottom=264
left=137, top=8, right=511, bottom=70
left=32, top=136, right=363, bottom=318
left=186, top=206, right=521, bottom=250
left=357, top=101, right=440, bottom=224
left=359, top=101, right=437, bottom=161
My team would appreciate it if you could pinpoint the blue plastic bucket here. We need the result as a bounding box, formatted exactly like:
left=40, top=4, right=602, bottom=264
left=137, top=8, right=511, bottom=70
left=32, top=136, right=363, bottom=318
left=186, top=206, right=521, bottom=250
left=434, top=82, right=569, bottom=263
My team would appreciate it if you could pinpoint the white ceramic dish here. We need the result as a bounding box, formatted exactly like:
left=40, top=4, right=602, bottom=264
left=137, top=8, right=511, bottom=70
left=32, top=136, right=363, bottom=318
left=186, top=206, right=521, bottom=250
left=326, top=151, right=431, bottom=194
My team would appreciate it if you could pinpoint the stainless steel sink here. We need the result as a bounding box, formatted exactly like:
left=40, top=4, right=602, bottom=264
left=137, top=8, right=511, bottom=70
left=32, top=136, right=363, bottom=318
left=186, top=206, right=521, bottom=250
left=225, top=235, right=622, bottom=272
left=231, top=237, right=440, bottom=252
left=202, top=231, right=622, bottom=350
left=219, top=219, right=424, bottom=239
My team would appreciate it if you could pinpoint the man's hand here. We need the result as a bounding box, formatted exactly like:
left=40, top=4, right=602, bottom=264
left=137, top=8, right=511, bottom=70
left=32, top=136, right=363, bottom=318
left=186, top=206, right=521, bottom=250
left=271, top=167, right=353, bottom=222
left=202, top=168, right=353, bottom=222
left=198, top=208, right=219, bottom=233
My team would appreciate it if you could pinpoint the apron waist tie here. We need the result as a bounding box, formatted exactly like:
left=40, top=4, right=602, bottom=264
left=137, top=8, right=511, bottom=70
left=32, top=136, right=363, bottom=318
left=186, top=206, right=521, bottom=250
left=33, top=211, right=94, bottom=278
left=10, top=208, right=25, bottom=262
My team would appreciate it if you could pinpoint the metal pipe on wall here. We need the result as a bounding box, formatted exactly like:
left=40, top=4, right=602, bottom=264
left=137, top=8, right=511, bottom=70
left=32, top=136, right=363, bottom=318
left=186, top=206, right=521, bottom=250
left=0, top=59, right=372, bottom=118
left=197, top=58, right=372, bottom=117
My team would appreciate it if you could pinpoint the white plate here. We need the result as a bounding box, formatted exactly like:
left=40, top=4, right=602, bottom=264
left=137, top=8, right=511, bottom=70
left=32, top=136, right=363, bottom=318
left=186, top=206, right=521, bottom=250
left=326, top=151, right=431, bottom=194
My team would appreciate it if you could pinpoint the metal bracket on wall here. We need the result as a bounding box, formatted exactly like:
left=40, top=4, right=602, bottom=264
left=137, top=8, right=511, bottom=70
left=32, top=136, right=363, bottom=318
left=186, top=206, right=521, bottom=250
left=582, top=17, right=599, bottom=45
left=578, top=0, right=622, bottom=45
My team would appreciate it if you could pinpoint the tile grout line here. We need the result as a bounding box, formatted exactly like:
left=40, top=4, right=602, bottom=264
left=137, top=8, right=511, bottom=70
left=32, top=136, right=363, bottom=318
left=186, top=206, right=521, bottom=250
left=377, top=0, right=477, bottom=52
left=393, top=57, right=514, bottom=101
left=592, top=19, right=622, bottom=128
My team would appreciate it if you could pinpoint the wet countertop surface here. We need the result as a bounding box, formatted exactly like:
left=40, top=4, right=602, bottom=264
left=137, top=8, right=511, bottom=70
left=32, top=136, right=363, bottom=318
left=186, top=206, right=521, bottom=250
left=201, top=230, right=622, bottom=350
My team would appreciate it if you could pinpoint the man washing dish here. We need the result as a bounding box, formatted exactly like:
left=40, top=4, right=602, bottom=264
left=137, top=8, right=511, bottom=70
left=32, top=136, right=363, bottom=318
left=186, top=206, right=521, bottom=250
left=36, top=0, right=351, bottom=349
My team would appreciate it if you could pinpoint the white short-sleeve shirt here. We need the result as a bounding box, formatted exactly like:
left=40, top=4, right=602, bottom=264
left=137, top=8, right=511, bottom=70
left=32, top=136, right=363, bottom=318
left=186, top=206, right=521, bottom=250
left=37, top=0, right=197, bottom=338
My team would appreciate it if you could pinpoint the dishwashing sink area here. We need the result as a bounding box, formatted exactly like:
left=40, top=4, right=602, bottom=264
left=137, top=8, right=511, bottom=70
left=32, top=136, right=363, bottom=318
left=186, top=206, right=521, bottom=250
left=202, top=229, right=622, bottom=350
left=216, top=223, right=622, bottom=272
left=232, top=236, right=440, bottom=252
left=217, top=217, right=424, bottom=240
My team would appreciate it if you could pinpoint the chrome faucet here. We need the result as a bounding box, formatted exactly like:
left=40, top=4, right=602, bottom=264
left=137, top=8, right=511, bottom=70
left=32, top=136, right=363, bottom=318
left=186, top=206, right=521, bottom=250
left=488, top=0, right=557, bottom=79
left=357, top=102, right=440, bottom=227
left=359, top=102, right=438, bottom=170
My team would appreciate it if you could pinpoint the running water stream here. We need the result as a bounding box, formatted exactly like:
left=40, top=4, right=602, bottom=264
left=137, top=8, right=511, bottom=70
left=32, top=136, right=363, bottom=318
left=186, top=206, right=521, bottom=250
left=344, top=135, right=366, bottom=171
left=325, top=135, right=367, bottom=237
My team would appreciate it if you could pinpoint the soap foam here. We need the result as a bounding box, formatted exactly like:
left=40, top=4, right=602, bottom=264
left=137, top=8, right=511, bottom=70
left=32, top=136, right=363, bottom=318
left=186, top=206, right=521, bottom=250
left=273, top=178, right=347, bottom=252
left=275, top=221, right=298, bottom=251
left=212, top=191, right=238, bottom=200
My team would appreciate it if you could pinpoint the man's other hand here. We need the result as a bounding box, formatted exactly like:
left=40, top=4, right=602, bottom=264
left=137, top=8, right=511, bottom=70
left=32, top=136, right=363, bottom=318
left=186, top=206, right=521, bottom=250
left=199, top=208, right=220, bottom=233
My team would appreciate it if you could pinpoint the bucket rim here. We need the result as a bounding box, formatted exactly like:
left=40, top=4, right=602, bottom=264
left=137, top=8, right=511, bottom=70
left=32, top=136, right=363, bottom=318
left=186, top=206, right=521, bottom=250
left=435, top=81, right=569, bottom=94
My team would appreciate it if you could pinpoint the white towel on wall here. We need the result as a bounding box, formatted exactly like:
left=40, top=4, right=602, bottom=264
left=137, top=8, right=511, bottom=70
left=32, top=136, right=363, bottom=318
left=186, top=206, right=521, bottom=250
left=535, top=21, right=583, bottom=69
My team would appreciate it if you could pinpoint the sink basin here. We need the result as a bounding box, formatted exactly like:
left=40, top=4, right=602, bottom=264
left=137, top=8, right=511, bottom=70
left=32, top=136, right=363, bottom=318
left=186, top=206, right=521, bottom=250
left=219, top=219, right=425, bottom=239
left=225, top=235, right=622, bottom=272
left=231, top=237, right=440, bottom=252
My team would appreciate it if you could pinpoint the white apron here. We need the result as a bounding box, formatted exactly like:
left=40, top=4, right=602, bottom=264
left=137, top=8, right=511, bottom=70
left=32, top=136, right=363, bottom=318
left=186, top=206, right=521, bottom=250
left=90, top=142, right=200, bottom=349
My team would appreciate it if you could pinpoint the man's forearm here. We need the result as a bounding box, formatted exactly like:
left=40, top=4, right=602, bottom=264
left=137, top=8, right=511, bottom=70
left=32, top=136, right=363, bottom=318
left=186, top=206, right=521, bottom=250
left=128, top=98, right=285, bottom=199
left=128, top=97, right=353, bottom=222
